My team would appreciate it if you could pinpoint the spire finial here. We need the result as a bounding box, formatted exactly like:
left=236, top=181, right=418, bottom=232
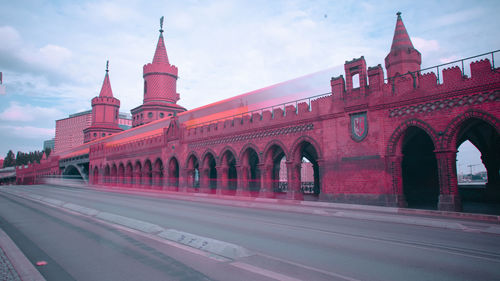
left=396, top=11, right=401, bottom=18
left=106, top=60, right=109, bottom=73
left=160, top=16, right=164, bottom=33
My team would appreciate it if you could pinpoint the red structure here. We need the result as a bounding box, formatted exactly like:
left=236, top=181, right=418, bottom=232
left=83, top=61, right=123, bottom=143
left=17, top=13, right=500, bottom=212
left=130, top=21, right=186, bottom=128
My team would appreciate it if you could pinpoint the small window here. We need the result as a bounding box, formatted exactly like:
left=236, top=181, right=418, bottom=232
left=160, top=113, right=164, bottom=118
left=148, top=112, right=153, bottom=118
left=144, top=81, right=147, bottom=94
left=93, top=133, right=97, bottom=137
left=102, top=133, right=106, bottom=137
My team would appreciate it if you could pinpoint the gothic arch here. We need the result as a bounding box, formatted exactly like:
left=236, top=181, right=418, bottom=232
left=201, top=148, right=218, bottom=169
left=386, top=119, right=439, bottom=156
left=290, top=136, right=323, bottom=162
left=442, top=109, right=500, bottom=150
left=218, top=146, right=239, bottom=166
left=239, top=143, right=261, bottom=163
left=185, top=152, right=199, bottom=169
left=263, top=139, right=289, bottom=163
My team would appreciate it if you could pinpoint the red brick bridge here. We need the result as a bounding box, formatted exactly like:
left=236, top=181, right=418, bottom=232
left=16, top=13, right=500, bottom=212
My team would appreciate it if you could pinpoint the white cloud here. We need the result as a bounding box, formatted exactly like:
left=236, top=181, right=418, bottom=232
left=412, top=37, right=440, bottom=53
left=0, top=125, right=54, bottom=139
left=439, top=55, right=460, bottom=64
left=0, top=26, right=21, bottom=50
left=0, top=102, right=64, bottom=122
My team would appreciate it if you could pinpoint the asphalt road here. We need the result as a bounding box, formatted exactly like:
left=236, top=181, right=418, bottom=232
left=1, top=184, right=499, bottom=281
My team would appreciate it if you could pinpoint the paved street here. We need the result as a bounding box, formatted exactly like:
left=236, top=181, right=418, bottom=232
left=1, top=184, right=500, bottom=281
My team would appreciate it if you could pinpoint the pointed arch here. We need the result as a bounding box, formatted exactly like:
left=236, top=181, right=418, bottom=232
left=143, top=159, right=153, bottom=187
left=290, top=136, right=322, bottom=196
left=118, top=162, right=125, bottom=185
left=167, top=156, right=179, bottom=189
left=239, top=143, right=261, bottom=164
left=218, top=146, right=239, bottom=166
left=387, top=119, right=439, bottom=156
left=153, top=158, right=164, bottom=188
left=442, top=109, right=500, bottom=150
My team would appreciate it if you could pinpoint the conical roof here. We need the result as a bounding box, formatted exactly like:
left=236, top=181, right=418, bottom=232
left=152, top=32, right=169, bottom=64
left=99, top=64, right=114, bottom=97
left=390, top=12, right=414, bottom=52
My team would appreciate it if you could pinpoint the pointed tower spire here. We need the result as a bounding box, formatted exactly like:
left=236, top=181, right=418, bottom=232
left=133, top=16, right=186, bottom=128
left=390, top=12, right=414, bottom=52
left=152, top=17, right=169, bottom=64
left=84, top=60, right=123, bottom=143
left=99, top=60, right=114, bottom=97
left=385, top=12, right=421, bottom=79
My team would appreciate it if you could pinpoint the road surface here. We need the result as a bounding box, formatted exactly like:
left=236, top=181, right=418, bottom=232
left=0, top=184, right=499, bottom=281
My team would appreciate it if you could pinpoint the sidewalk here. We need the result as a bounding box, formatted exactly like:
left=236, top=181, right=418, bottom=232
left=0, top=228, right=45, bottom=281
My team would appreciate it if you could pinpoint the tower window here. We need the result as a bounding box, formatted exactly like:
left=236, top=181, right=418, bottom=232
left=148, top=112, right=153, bottom=118
left=144, top=81, right=147, bottom=94
left=160, top=113, right=164, bottom=118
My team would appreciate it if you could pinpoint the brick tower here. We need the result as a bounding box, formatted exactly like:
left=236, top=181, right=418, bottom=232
left=385, top=12, right=421, bottom=79
left=131, top=17, right=186, bottom=127
left=83, top=61, right=123, bottom=143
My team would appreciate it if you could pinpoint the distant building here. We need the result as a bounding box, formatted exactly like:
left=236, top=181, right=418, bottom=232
left=0, top=72, right=5, bottom=95
left=43, top=138, right=55, bottom=150
left=54, top=110, right=132, bottom=154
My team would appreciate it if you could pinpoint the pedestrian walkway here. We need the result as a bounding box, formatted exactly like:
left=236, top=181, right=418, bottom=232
left=0, top=245, right=21, bottom=281
left=0, top=228, right=45, bottom=281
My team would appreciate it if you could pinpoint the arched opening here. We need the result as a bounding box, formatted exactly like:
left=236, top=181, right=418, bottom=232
left=111, top=164, right=117, bottom=185
left=455, top=118, right=500, bottom=214
left=187, top=155, right=200, bottom=188
left=118, top=163, right=125, bottom=185
left=402, top=127, right=439, bottom=209
left=202, top=153, right=217, bottom=192
left=242, top=148, right=260, bottom=193
left=168, top=157, right=179, bottom=189
left=221, top=150, right=237, bottom=193
left=104, top=165, right=110, bottom=185
left=264, top=144, right=287, bottom=196
left=154, top=159, right=163, bottom=189
left=93, top=166, right=99, bottom=184
left=144, top=160, right=153, bottom=188
left=126, top=162, right=133, bottom=186
left=134, top=161, right=142, bottom=187
left=63, top=165, right=84, bottom=181
left=295, top=141, right=320, bottom=198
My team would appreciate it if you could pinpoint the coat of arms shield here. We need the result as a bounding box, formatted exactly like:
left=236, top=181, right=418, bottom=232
left=350, top=112, right=368, bottom=141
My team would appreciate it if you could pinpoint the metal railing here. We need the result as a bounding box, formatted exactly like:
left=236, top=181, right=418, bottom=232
left=385, top=49, right=499, bottom=84
left=185, top=91, right=332, bottom=129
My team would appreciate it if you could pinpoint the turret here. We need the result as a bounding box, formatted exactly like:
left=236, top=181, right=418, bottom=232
left=385, top=12, right=421, bottom=79
left=83, top=61, right=123, bottom=143
left=131, top=16, right=186, bottom=127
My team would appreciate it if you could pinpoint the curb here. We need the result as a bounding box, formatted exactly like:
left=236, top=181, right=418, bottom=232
left=92, top=185, right=500, bottom=224
left=0, top=228, right=46, bottom=281
left=2, top=189, right=252, bottom=260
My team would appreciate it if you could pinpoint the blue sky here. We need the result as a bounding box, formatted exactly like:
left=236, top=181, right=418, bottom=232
left=0, top=0, right=498, bottom=173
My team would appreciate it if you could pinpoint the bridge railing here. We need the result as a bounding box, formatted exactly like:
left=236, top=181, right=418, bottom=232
left=385, top=49, right=500, bottom=85
left=185, top=91, right=332, bottom=129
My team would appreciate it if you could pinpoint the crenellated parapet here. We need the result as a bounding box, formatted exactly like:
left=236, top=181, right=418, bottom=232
left=91, top=96, right=120, bottom=107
